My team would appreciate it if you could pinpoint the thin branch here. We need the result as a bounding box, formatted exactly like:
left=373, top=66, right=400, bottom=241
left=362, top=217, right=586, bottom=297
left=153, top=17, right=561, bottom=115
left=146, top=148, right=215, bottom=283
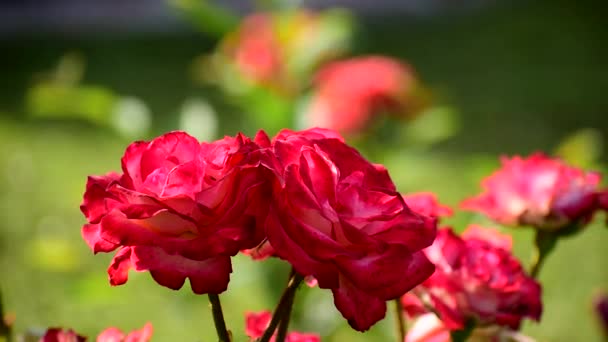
left=208, top=294, right=231, bottom=342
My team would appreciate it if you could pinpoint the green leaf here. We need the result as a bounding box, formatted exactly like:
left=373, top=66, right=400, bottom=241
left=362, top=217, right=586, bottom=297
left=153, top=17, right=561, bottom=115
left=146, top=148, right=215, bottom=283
left=402, top=105, right=460, bottom=146
left=450, top=318, right=476, bottom=342
left=554, top=128, right=603, bottom=168
left=169, top=0, right=239, bottom=37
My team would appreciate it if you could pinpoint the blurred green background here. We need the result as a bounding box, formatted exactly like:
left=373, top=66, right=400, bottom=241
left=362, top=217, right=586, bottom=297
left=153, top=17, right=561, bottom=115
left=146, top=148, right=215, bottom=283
left=0, top=0, right=607, bottom=341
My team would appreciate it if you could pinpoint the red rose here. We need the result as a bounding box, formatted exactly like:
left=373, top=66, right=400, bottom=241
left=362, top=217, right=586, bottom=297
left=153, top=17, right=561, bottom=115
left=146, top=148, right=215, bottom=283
left=461, top=153, right=606, bottom=230
left=80, top=131, right=269, bottom=294
left=403, top=192, right=453, bottom=221
left=414, top=226, right=541, bottom=330
left=263, top=128, right=436, bottom=331
left=97, top=323, right=153, bottom=342
left=305, top=56, right=418, bottom=134
left=244, top=311, right=320, bottom=342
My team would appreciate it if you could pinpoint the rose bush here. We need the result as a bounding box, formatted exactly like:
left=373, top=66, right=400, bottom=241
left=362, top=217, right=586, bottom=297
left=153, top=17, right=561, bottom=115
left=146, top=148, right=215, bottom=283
left=403, top=226, right=542, bottom=331
left=461, top=153, right=607, bottom=230
left=80, top=131, right=270, bottom=294
left=256, top=128, right=436, bottom=331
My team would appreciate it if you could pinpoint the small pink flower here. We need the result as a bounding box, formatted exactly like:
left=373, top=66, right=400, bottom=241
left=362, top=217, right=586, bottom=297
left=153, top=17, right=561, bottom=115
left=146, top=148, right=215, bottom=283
left=403, top=192, right=453, bottom=221
left=461, top=152, right=606, bottom=230
left=244, top=311, right=320, bottom=342
left=262, top=128, right=436, bottom=331
left=80, top=131, right=271, bottom=294
left=305, top=56, right=419, bottom=134
left=97, top=323, right=153, bottom=342
left=408, top=226, right=541, bottom=330
left=40, top=328, right=86, bottom=342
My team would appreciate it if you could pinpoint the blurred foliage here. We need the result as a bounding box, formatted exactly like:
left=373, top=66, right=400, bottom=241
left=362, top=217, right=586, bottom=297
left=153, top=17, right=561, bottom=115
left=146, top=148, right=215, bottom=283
left=0, top=0, right=607, bottom=341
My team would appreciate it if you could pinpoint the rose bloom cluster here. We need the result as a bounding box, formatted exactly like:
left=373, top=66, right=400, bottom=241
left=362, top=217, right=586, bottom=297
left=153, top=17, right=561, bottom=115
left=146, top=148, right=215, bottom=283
left=401, top=194, right=542, bottom=342
left=81, top=128, right=436, bottom=331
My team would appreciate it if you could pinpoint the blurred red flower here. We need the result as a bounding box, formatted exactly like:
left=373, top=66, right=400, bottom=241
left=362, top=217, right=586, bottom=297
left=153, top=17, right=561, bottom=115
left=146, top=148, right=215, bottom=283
left=305, top=56, right=420, bottom=134
left=244, top=311, right=320, bottom=342
left=97, top=323, right=153, bottom=342
left=40, top=323, right=152, bottom=342
left=41, top=328, right=86, bottom=342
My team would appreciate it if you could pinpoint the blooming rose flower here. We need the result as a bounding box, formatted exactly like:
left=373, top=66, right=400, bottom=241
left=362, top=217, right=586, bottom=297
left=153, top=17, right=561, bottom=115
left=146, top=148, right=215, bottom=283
left=41, top=328, right=86, bottom=342
left=403, top=192, right=453, bottom=221
left=261, top=128, right=436, bottom=331
left=404, top=226, right=541, bottom=330
left=244, top=311, right=320, bottom=342
left=97, top=323, right=153, bottom=342
left=80, top=131, right=270, bottom=294
left=461, top=153, right=607, bottom=230
left=305, top=56, right=419, bottom=134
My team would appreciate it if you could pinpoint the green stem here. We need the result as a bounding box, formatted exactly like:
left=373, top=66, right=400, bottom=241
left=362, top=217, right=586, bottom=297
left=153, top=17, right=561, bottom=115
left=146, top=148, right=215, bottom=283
left=529, top=230, right=558, bottom=278
left=259, top=272, right=304, bottom=342
left=393, top=299, right=406, bottom=342
left=275, top=287, right=296, bottom=342
left=208, top=294, right=231, bottom=342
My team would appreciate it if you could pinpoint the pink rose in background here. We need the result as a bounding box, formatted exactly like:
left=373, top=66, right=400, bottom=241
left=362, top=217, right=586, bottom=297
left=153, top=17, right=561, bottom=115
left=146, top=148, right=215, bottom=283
left=305, top=56, right=419, bottom=134
left=407, top=226, right=541, bottom=330
left=244, top=311, right=320, bottom=342
left=80, top=131, right=271, bottom=294
left=41, top=328, right=86, bottom=342
left=461, top=153, right=606, bottom=230
left=403, top=192, right=453, bottom=221
left=229, top=14, right=282, bottom=84
left=262, top=128, right=436, bottom=331
left=97, top=323, right=153, bottom=342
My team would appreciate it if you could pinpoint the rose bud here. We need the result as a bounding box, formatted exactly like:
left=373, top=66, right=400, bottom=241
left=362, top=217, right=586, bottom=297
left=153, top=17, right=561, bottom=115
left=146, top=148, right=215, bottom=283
left=80, top=131, right=271, bottom=294
left=262, top=128, right=436, bottom=331
left=461, top=153, right=606, bottom=231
